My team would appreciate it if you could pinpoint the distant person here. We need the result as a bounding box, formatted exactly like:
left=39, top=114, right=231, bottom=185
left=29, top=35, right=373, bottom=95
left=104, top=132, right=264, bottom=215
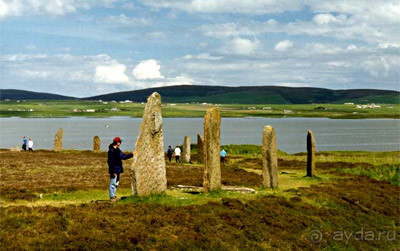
left=28, top=138, right=33, bottom=151
left=220, top=149, right=227, bottom=166
left=107, top=137, right=134, bottom=202
left=22, top=136, right=27, bottom=151
left=174, top=146, right=181, bottom=163
left=167, top=145, right=173, bottom=162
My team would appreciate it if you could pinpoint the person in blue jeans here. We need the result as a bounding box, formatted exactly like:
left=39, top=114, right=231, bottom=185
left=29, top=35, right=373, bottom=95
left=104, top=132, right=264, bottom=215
left=22, top=136, right=27, bottom=151
left=107, top=137, right=134, bottom=202
left=220, top=149, right=227, bottom=166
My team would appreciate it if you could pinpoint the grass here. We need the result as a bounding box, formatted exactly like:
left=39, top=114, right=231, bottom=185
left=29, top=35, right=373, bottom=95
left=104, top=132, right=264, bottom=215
left=338, top=164, right=400, bottom=185
left=1, top=100, right=399, bottom=119
left=1, top=146, right=399, bottom=250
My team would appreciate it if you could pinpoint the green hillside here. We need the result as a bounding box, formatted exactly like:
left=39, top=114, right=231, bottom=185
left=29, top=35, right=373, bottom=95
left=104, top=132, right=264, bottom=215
left=1, top=86, right=399, bottom=104
left=85, top=85, right=399, bottom=104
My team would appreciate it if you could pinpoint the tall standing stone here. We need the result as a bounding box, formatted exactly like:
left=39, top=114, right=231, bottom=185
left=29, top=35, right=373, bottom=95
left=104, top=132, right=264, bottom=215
left=54, top=128, right=63, bottom=151
left=197, top=134, right=204, bottom=163
left=182, top=135, right=191, bottom=162
left=131, top=92, right=167, bottom=196
left=203, top=107, right=221, bottom=192
left=93, top=136, right=101, bottom=152
left=306, top=130, right=316, bottom=177
left=262, top=125, right=278, bottom=188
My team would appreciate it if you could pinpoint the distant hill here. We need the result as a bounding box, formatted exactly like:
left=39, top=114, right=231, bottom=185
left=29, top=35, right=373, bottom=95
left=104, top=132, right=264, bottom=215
left=84, top=85, right=400, bottom=104
left=1, top=86, right=399, bottom=104
left=0, top=89, right=75, bottom=100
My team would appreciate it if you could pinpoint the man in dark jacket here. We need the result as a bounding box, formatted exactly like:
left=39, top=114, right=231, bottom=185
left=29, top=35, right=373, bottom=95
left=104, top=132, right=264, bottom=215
left=167, top=145, right=173, bottom=162
left=108, top=137, right=134, bottom=202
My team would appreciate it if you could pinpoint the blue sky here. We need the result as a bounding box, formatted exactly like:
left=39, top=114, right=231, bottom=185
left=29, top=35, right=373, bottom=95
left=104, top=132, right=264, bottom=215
left=1, top=0, right=399, bottom=97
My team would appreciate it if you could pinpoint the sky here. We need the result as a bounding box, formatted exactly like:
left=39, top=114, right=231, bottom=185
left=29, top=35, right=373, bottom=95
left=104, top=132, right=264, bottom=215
left=0, top=0, right=399, bottom=97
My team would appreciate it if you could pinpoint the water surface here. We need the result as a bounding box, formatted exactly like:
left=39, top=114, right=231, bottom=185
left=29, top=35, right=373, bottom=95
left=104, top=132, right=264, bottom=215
left=0, top=117, right=399, bottom=153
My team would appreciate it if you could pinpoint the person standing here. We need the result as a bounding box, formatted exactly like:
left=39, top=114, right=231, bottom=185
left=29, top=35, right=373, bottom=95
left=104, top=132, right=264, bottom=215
left=174, top=146, right=181, bottom=163
left=220, top=149, right=227, bottom=166
left=22, top=136, right=27, bottom=151
left=28, top=138, right=33, bottom=151
left=107, top=137, right=134, bottom=202
left=167, top=145, right=173, bottom=162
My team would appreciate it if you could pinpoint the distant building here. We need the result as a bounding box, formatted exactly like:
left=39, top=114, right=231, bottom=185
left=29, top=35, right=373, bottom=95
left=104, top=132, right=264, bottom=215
left=284, top=109, right=293, bottom=114
left=248, top=107, right=256, bottom=110
left=85, top=109, right=96, bottom=112
left=110, top=108, right=119, bottom=112
left=356, top=103, right=381, bottom=109
left=344, top=102, right=354, bottom=105
left=102, top=102, right=108, bottom=105
left=262, top=107, right=272, bottom=110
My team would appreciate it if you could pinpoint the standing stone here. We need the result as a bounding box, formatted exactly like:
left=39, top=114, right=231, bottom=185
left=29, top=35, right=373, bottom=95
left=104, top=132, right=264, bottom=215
left=197, top=134, right=204, bottom=163
left=131, top=92, right=167, bottom=196
left=262, top=125, right=278, bottom=188
left=203, top=107, right=221, bottom=192
left=93, top=136, right=101, bottom=152
left=182, top=135, right=191, bottom=162
left=306, top=130, right=316, bottom=177
left=54, top=128, right=63, bottom=151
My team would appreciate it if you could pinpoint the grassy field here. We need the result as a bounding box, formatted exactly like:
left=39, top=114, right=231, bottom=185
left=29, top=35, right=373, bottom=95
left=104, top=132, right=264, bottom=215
left=1, top=146, right=399, bottom=250
left=1, top=100, right=399, bottom=119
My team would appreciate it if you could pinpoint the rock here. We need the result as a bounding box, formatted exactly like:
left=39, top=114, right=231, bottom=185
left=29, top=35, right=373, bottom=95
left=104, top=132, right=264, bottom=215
left=182, top=135, right=191, bottom=162
left=203, top=107, right=221, bottom=192
left=131, top=92, right=167, bottom=196
left=306, top=130, right=316, bottom=177
left=93, top=136, right=101, bottom=152
left=54, top=128, right=63, bottom=151
left=10, top=146, right=20, bottom=152
left=262, top=125, right=278, bottom=188
left=197, top=134, right=204, bottom=163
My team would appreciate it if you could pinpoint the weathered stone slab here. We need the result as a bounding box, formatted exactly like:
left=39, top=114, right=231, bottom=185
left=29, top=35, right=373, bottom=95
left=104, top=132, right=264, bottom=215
left=131, top=92, right=167, bottom=196
left=182, top=135, right=191, bottom=162
left=54, top=128, right=63, bottom=151
left=93, top=136, right=101, bottom=152
left=203, top=107, right=221, bottom=192
left=171, top=185, right=256, bottom=194
left=306, top=130, right=316, bottom=177
left=197, top=134, right=204, bottom=163
left=262, top=125, right=278, bottom=188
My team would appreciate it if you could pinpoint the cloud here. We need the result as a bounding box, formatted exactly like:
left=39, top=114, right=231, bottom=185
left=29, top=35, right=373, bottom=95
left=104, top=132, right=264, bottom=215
left=0, top=0, right=122, bottom=18
left=138, top=0, right=303, bottom=14
left=223, top=38, right=259, bottom=55
left=93, top=64, right=130, bottom=84
left=313, top=13, right=347, bottom=25
left=104, top=14, right=152, bottom=26
left=132, top=59, right=164, bottom=80
left=274, top=40, right=293, bottom=51
left=182, top=53, right=223, bottom=60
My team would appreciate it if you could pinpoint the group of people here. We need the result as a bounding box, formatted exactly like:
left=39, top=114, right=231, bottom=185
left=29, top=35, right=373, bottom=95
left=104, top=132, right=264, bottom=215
left=106, top=137, right=228, bottom=202
left=165, top=145, right=227, bottom=165
left=166, top=145, right=182, bottom=163
left=21, top=136, right=34, bottom=151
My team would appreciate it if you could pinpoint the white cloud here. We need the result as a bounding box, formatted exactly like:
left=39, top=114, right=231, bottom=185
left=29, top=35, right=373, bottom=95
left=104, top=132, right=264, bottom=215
left=93, top=64, right=130, bottom=84
left=104, top=14, right=152, bottom=26
left=223, top=38, right=259, bottom=55
left=139, top=0, right=303, bottom=14
left=274, top=40, right=293, bottom=51
left=0, top=0, right=123, bottom=18
left=182, top=53, right=223, bottom=60
left=313, top=13, right=347, bottom=25
left=132, top=59, right=164, bottom=80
